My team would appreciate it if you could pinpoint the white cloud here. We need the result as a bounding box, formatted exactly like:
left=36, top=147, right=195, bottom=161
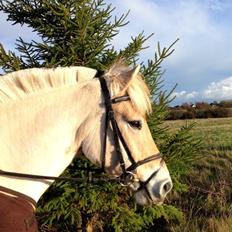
left=173, top=76, right=232, bottom=103
left=203, top=76, right=232, bottom=100
left=173, top=90, right=198, bottom=99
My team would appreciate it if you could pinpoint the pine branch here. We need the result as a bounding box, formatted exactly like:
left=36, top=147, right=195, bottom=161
left=0, top=0, right=130, bottom=67
left=118, top=32, right=153, bottom=64
left=142, top=38, right=179, bottom=95
left=0, top=43, right=22, bottom=72
left=15, top=37, right=41, bottom=67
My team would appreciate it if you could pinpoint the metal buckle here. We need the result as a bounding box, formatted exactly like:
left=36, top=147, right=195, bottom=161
left=108, top=110, right=114, bottom=119
left=119, top=171, right=136, bottom=186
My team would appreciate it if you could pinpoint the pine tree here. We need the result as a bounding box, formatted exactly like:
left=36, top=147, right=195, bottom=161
left=0, top=0, right=201, bottom=231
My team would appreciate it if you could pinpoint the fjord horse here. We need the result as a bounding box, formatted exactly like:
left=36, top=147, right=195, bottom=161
left=0, top=64, right=172, bottom=231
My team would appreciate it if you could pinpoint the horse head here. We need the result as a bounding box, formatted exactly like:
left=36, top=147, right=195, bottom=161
left=81, top=64, right=172, bottom=205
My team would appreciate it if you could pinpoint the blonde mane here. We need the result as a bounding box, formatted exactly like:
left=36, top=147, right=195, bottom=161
left=0, top=66, right=97, bottom=103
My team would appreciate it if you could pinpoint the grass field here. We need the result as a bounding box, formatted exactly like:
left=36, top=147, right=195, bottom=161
left=165, top=118, right=232, bottom=147
left=164, top=118, right=232, bottom=232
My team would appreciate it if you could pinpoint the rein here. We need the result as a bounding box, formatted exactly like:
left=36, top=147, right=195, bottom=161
left=0, top=75, right=162, bottom=200
left=0, top=169, right=118, bottom=183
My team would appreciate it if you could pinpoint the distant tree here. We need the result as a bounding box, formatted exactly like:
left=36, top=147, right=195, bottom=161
left=195, top=102, right=211, bottom=110
left=218, top=100, right=232, bottom=108
left=0, top=0, right=201, bottom=231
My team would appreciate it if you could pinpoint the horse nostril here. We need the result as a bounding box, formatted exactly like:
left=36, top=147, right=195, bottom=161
left=162, top=181, right=172, bottom=195
left=152, top=180, right=173, bottom=199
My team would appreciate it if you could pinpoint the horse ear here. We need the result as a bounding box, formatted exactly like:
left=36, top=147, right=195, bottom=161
left=116, top=65, right=140, bottom=94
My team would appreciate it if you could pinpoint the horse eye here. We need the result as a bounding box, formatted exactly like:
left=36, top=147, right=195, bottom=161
left=128, top=120, right=142, bottom=130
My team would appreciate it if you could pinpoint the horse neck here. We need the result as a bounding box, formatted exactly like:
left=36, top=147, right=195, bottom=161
left=0, top=79, right=101, bottom=202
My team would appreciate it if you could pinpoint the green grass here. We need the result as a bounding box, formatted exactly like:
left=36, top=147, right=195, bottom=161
left=164, top=118, right=232, bottom=232
left=165, top=118, right=232, bottom=147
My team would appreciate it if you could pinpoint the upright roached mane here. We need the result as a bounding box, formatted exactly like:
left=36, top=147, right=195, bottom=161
left=0, top=66, right=96, bottom=103
left=0, top=64, right=152, bottom=117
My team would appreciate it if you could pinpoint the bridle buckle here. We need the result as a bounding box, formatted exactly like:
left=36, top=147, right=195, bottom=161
left=119, top=171, right=136, bottom=186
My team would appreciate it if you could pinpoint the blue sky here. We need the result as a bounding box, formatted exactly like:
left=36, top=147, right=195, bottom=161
left=1, top=0, right=232, bottom=105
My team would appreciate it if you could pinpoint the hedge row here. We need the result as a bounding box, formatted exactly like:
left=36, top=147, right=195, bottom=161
left=167, top=108, right=232, bottom=120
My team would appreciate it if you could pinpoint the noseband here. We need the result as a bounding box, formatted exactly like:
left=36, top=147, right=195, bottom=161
left=98, top=77, right=162, bottom=201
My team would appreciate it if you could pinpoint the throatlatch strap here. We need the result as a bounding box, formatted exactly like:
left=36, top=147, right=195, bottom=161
left=98, top=77, right=112, bottom=110
left=98, top=77, right=128, bottom=176
left=101, top=105, right=109, bottom=171
left=98, top=77, right=111, bottom=171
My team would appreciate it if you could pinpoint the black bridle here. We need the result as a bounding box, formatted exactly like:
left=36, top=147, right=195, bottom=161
left=98, top=77, right=162, bottom=201
left=0, top=76, right=162, bottom=201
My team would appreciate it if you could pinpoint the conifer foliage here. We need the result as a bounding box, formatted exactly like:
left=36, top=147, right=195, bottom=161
left=0, top=0, right=201, bottom=231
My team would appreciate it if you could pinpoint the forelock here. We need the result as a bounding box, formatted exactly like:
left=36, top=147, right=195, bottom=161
left=105, top=63, right=152, bottom=116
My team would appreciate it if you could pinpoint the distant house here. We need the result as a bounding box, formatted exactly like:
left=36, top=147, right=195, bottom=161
left=210, top=102, right=217, bottom=108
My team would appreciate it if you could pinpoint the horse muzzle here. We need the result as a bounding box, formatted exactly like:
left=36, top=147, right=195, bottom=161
left=134, top=166, right=173, bottom=205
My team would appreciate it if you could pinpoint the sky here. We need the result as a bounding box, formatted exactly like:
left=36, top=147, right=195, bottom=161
left=1, top=0, right=232, bottom=105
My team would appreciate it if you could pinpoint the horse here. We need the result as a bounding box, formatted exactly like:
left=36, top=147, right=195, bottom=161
left=0, top=64, right=172, bottom=231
